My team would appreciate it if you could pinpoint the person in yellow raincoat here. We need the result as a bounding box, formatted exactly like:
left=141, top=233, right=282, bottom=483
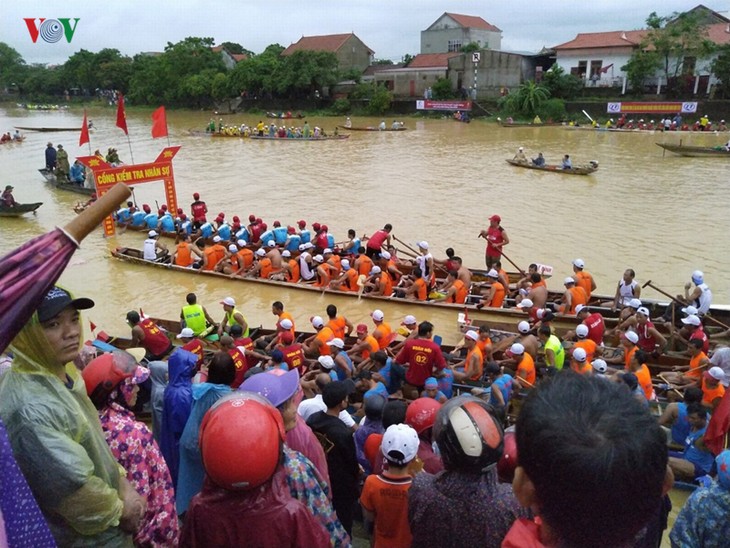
left=0, top=286, right=146, bottom=546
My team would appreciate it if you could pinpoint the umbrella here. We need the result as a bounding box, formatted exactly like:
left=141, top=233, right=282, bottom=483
left=0, top=183, right=131, bottom=353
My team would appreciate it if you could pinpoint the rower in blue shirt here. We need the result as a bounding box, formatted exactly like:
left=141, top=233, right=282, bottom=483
left=562, top=154, right=573, bottom=169
left=217, top=223, right=232, bottom=241
left=273, top=224, right=288, bottom=245
left=143, top=210, right=159, bottom=229
left=235, top=227, right=249, bottom=243
left=199, top=221, right=214, bottom=240
left=130, top=209, right=147, bottom=227
left=158, top=212, right=175, bottom=233
left=259, top=229, right=275, bottom=246
left=532, top=152, right=546, bottom=167
left=285, top=233, right=301, bottom=252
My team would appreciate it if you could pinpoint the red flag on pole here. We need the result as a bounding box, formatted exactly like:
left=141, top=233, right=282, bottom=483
left=79, top=110, right=90, bottom=146
left=706, top=389, right=730, bottom=455
left=116, top=94, right=128, bottom=135
left=151, top=106, right=168, bottom=138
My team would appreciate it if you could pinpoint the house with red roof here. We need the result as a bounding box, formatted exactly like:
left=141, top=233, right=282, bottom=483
left=374, top=53, right=460, bottom=96
left=553, top=5, right=730, bottom=92
left=211, top=45, right=248, bottom=70
left=282, top=33, right=374, bottom=72
left=421, top=13, right=502, bottom=53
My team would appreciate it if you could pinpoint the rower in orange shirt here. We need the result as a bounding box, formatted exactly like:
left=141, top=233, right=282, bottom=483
left=347, top=324, right=380, bottom=363
left=477, top=269, right=505, bottom=309
left=354, top=251, right=374, bottom=277
left=202, top=235, right=228, bottom=271
left=330, top=259, right=360, bottom=292
left=303, top=315, right=334, bottom=358
left=572, top=324, right=600, bottom=362
left=312, top=255, right=332, bottom=287
left=326, top=304, right=353, bottom=340
left=572, top=259, right=597, bottom=299
left=569, top=347, right=593, bottom=376
left=246, top=248, right=273, bottom=278
left=510, top=343, right=536, bottom=388
left=172, top=233, right=203, bottom=267
left=628, top=350, right=655, bottom=401
left=403, top=267, right=428, bottom=301
left=452, top=330, right=484, bottom=382
left=701, top=367, right=727, bottom=411
left=665, top=339, right=710, bottom=386
left=560, top=277, right=588, bottom=314
left=433, top=271, right=468, bottom=304
left=371, top=309, right=394, bottom=350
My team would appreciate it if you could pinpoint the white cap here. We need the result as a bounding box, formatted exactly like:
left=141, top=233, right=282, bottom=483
left=510, top=343, right=525, bottom=355
left=487, top=269, right=499, bottom=278
left=282, top=250, right=291, bottom=258
left=228, top=244, right=238, bottom=252
left=402, top=315, right=417, bottom=326
left=575, top=304, right=587, bottom=314
left=681, top=315, right=701, bottom=326
left=707, top=366, right=727, bottom=382
left=576, top=324, right=589, bottom=338
left=417, top=241, right=429, bottom=250
left=310, top=315, right=324, bottom=328
left=681, top=305, right=698, bottom=316
left=381, top=424, right=419, bottom=465
left=213, top=235, right=222, bottom=242
left=318, top=355, right=335, bottom=370
left=256, top=248, right=266, bottom=257
left=327, top=338, right=345, bottom=349
left=370, top=266, right=382, bottom=275
left=267, top=240, right=276, bottom=247
left=371, top=309, right=384, bottom=321
left=177, top=327, right=194, bottom=339
left=573, top=347, right=587, bottom=362
left=299, top=242, right=314, bottom=250
left=592, top=359, right=608, bottom=374
left=536, top=309, right=546, bottom=319
left=341, top=259, right=350, bottom=270
left=573, top=258, right=585, bottom=268
left=517, top=321, right=531, bottom=334
left=518, top=146, right=524, bottom=151
left=636, top=307, right=650, bottom=317
left=380, top=250, right=391, bottom=260
left=692, top=270, right=704, bottom=284
left=564, top=277, right=575, bottom=285
left=279, top=319, right=293, bottom=329
left=624, top=331, right=639, bottom=344
left=464, top=329, right=479, bottom=341
left=629, top=298, right=642, bottom=309
left=516, top=299, right=533, bottom=309
left=220, top=297, right=236, bottom=307
left=315, top=254, right=327, bottom=263
left=323, top=248, right=332, bottom=254
left=237, top=239, right=247, bottom=247
left=148, top=230, right=158, bottom=237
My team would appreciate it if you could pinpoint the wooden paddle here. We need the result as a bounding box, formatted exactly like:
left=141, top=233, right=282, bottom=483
left=657, top=372, right=686, bottom=399
left=498, top=250, right=526, bottom=278
left=643, top=280, right=730, bottom=331
left=393, top=235, right=449, bottom=276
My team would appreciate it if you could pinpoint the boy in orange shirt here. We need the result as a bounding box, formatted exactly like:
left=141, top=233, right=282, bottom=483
left=360, top=424, right=419, bottom=548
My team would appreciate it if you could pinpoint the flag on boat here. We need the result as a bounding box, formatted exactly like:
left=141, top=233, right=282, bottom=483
left=151, top=106, right=168, bottom=138
left=600, top=63, right=614, bottom=74
left=706, top=389, right=730, bottom=455
left=79, top=110, right=90, bottom=146
left=116, top=94, right=128, bottom=135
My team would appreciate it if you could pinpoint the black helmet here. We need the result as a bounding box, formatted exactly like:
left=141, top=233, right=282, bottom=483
left=433, top=395, right=504, bottom=473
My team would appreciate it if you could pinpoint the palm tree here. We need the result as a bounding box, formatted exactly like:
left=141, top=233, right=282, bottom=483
left=502, top=81, right=550, bottom=117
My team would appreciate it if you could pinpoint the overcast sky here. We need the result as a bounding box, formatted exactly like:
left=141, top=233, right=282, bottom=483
left=2, top=1, right=727, bottom=65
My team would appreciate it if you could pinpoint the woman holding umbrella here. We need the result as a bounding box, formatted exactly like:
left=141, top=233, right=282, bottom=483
left=0, top=285, right=146, bottom=546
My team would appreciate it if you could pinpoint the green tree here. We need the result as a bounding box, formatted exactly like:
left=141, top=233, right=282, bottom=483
left=460, top=42, right=480, bottom=53
left=210, top=72, right=230, bottom=100
left=402, top=54, right=414, bottom=67
left=431, top=77, right=456, bottom=99
left=276, top=50, right=339, bottom=98
left=621, top=50, right=661, bottom=93
left=372, top=59, right=394, bottom=66
left=0, top=42, right=25, bottom=89
left=220, top=41, right=254, bottom=57
left=711, top=44, right=730, bottom=98
left=367, top=85, right=392, bottom=115
left=501, top=81, right=550, bottom=117
left=542, top=65, right=583, bottom=99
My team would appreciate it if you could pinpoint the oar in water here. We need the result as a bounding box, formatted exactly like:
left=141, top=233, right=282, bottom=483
left=642, top=280, right=730, bottom=331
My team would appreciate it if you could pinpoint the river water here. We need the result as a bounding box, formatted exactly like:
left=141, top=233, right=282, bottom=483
left=1, top=105, right=729, bottom=344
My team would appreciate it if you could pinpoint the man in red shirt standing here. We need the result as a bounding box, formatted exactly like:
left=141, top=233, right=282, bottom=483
left=190, top=192, right=207, bottom=230
left=394, top=321, right=447, bottom=399
left=478, top=214, right=509, bottom=269
left=365, top=223, right=392, bottom=259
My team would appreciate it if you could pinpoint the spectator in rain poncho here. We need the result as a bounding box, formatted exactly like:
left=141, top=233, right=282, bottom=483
left=160, top=348, right=197, bottom=488
left=0, top=286, right=145, bottom=546
left=148, top=360, right=169, bottom=442
left=176, top=352, right=235, bottom=516
left=83, top=350, right=179, bottom=546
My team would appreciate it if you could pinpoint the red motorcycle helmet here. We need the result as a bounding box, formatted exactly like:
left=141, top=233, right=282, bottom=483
left=200, top=393, right=285, bottom=491
left=433, top=395, right=504, bottom=473
left=406, top=397, right=442, bottom=435
left=82, top=350, right=141, bottom=408
left=497, top=430, right=518, bottom=483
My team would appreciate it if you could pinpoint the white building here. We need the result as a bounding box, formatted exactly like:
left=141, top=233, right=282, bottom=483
left=421, top=13, right=502, bottom=53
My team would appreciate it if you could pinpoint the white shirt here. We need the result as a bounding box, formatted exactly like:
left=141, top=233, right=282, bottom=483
left=299, top=253, right=315, bottom=281
left=143, top=238, right=158, bottom=260
left=297, top=394, right=355, bottom=428
left=710, top=347, right=730, bottom=387
left=618, top=279, right=638, bottom=306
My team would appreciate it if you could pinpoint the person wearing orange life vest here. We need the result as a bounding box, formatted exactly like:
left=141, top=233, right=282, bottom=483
left=227, top=240, right=254, bottom=276
left=371, top=309, right=394, bottom=350
left=433, top=271, right=468, bottom=304
left=325, top=304, right=354, bottom=340
left=329, top=259, right=360, bottom=292
left=477, top=269, right=506, bottom=309
left=700, top=367, right=726, bottom=411
left=311, top=255, right=332, bottom=287
left=347, top=324, right=380, bottom=364
left=364, top=266, right=393, bottom=297
left=569, top=347, right=593, bottom=376
left=378, top=250, right=403, bottom=283
left=560, top=277, right=588, bottom=314
left=171, top=233, right=202, bottom=268
left=303, top=316, right=335, bottom=358
left=510, top=343, right=536, bottom=389
left=354, top=250, right=374, bottom=277
left=245, top=248, right=273, bottom=279
left=201, top=236, right=228, bottom=272
left=127, top=310, right=173, bottom=361
left=571, top=324, right=601, bottom=363
left=572, top=259, right=597, bottom=299
left=402, top=267, right=429, bottom=301
left=452, top=330, right=484, bottom=382
left=323, top=248, right=341, bottom=278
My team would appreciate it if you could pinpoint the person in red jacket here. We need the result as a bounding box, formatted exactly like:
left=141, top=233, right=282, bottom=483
left=126, top=311, right=173, bottom=361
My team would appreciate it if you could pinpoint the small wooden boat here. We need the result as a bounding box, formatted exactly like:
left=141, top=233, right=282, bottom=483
left=250, top=135, right=350, bottom=142
left=498, top=121, right=562, bottom=128
left=656, top=143, right=730, bottom=157
left=14, top=126, right=81, bottom=132
left=337, top=126, right=407, bottom=132
left=39, top=168, right=95, bottom=195
left=506, top=159, right=599, bottom=175
left=0, top=202, right=42, bottom=216
left=0, top=137, right=25, bottom=145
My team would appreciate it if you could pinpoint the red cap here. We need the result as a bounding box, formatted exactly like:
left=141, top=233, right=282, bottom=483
left=273, top=220, right=281, bottom=227
left=356, top=323, right=368, bottom=334
left=177, top=208, right=183, bottom=214
left=261, top=223, right=268, bottom=231
left=193, top=192, right=200, bottom=199
left=256, top=217, right=263, bottom=224
left=161, top=204, right=168, bottom=211
left=489, top=214, right=501, bottom=222
left=249, top=214, right=256, bottom=223
left=321, top=224, right=328, bottom=232
left=179, top=213, right=187, bottom=220
left=158, top=209, right=164, bottom=216
left=143, top=204, right=151, bottom=212
left=280, top=331, right=294, bottom=345
left=233, top=215, right=240, bottom=222
left=287, top=226, right=296, bottom=234
left=312, top=222, right=321, bottom=231
left=298, top=220, right=306, bottom=228
left=218, top=212, right=225, bottom=218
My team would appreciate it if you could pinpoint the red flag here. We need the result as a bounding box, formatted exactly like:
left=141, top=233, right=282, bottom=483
left=151, top=106, right=168, bottom=138
left=116, top=94, right=128, bottom=135
left=706, top=389, right=730, bottom=455
left=89, top=319, right=97, bottom=332
left=600, top=63, right=614, bottom=74
left=79, top=110, right=90, bottom=146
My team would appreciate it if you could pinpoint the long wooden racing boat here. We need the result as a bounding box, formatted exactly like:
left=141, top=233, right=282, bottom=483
left=15, top=126, right=81, bottom=132
left=498, top=121, right=562, bottom=128
left=337, top=126, right=407, bottom=132
left=506, top=159, right=598, bottom=175
left=250, top=135, right=350, bottom=142
left=39, top=168, right=95, bottom=195
left=656, top=143, right=730, bottom=157
left=0, top=202, right=42, bottom=216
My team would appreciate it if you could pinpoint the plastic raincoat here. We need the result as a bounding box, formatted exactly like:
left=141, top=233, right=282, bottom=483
left=176, top=382, right=232, bottom=516
left=181, top=465, right=331, bottom=547
left=0, top=314, right=131, bottom=547
left=148, top=360, right=168, bottom=443
left=160, top=349, right=197, bottom=487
